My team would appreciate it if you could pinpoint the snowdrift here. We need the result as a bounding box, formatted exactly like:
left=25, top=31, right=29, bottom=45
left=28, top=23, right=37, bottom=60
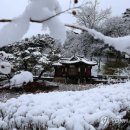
left=0, top=82, right=130, bottom=130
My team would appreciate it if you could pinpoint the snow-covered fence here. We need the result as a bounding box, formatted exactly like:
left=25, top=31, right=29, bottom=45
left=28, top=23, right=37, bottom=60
left=97, top=75, right=129, bottom=84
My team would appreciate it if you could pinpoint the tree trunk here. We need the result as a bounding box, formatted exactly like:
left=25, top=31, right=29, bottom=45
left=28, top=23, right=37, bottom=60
left=34, top=69, right=46, bottom=82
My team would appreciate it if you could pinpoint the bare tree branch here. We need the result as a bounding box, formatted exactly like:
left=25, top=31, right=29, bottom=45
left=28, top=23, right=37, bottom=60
left=65, top=24, right=87, bottom=32
left=0, top=6, right=81, bottom=23
left=0, top=19, right=12, bottom=22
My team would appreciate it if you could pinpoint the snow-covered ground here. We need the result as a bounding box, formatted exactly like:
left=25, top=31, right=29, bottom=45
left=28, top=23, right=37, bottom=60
left=0, top=84, right=98, bottom=102
left=58, top=83, right=98, bottom=91
left=0, top=90, right=22, bottom=102
left=0, top=82, right=130, bottom=130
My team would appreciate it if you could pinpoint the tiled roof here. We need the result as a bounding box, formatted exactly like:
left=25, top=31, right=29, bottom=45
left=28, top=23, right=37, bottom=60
left=53, top=55, right=97, bottom=66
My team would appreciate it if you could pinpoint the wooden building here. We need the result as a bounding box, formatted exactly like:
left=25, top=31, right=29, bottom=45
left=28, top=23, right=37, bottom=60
left=53, top=56, right=97, bottom=83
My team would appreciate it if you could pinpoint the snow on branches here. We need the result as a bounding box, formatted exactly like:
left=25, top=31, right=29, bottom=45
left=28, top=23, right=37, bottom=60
left=0, top=0, right=66, bottom=46
left=66, top=24, right=130, bottom=54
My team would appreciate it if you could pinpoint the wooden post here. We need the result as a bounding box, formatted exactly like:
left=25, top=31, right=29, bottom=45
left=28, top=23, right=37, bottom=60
left=78, top=67, right=81, bottom=84
left=65, top=67, right=68, bottom=84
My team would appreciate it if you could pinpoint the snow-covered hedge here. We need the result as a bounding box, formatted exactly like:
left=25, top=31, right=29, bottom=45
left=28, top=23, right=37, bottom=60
left=0, top=82, right=130, bottom=130
left=4, top=71, right=33, bottom=89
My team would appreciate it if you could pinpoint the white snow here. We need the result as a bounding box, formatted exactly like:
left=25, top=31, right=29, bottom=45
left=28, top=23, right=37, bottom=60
left=0, top=51, right=8, bottom=61
left=125, top=54, right=130, bottom=59
left=59, top=56, right=97, bottom=65
left=33, top=51, right=42, bottom=56
left=46, top=17, right=66, bottom=43
left=0, top=51, right=15, bottom=61
left=86, top=28, right=130, bottom=53
left=48, top=127, right=66, bottom=130
left=4, top=71, right=33, bottom=88
left=39, top=55, right=50, bottom=64
left=0, top=61, right=12, bottom=74
left=53, top=62, right=63, bottom=66
left=91, top=62, right=105, bottom=77
left=0, top=82, right=130, bottom=130
left=66, top=24, right=130, bottom=53
left=0, top=0, right=66, bottom=46
left=0, top=15, right=30, bottom=47
left=0, top=51, right=12, bottom=74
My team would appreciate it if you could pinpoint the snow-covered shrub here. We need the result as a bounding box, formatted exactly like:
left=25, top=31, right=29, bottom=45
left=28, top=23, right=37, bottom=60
left=0, top=51, right=12, bottom=74
left=0, top=82, right=130, bottom=130
left=103, top=60, right=128, bottom=75
left=4, top=71, right=33, bottom=89
left=0, top=61, right=12, bottom=75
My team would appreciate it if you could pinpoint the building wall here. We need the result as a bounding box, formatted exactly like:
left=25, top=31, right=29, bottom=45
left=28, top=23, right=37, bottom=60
left=54, top=62, right=92, bottom=78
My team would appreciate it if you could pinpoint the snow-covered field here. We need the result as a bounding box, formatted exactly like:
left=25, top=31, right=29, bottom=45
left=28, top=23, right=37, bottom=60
left=0, top=82, right=130, bottom=130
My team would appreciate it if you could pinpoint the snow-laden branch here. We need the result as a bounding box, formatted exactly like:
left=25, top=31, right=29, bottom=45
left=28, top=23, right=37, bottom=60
left=0, top=6, right=81, bottom=23
left=0, top=0, right=81, bottom=46
left=0, top=0, right=89, bottom=23
left=1, top=0, right=129, bottom=54
left=0, top=0, right=88, bottom=47
left=65, top=24, right=130, bottom=53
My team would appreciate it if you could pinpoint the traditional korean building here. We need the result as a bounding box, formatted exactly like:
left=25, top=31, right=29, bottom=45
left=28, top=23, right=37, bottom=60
left=53, top=55, right=97, bottom=83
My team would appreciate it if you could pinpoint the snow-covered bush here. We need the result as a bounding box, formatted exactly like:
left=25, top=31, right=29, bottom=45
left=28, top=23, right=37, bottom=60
left=0, top=61, right=11, bottom=75
left=4, top=71, right=33, bottom=89
left=0, top=82, right=130, bottom=130
left=0, top=51, right=12, bottom=74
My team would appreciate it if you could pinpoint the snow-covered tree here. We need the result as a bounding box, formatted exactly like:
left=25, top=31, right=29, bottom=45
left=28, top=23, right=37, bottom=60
left=102, top=16, right=130, bottom=37
left=0, top=0, right=129, bottom=55
left=66, top=24, right=130, bottom=54
left=63, top=31, right=83, bottom=57
left=123, top=8, right=130, bottom=21
left=0, top=0, right=89, bottom=47
left=0, top=34, right=63, bottom=81
left=66, top=0, right=111, bottom=60
left=75, top=0, right=111, bottom=29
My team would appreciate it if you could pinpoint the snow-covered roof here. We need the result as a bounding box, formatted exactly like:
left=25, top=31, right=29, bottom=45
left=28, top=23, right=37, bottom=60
left=52, top=62, right=63, bottom=66
left=53, top=56, right=97, bottom=66
left=61, top=55, right=97, bottom=65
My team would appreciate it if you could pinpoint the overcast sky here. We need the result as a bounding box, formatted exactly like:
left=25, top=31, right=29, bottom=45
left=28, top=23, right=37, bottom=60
left=0, top=0, right=130, bottom=38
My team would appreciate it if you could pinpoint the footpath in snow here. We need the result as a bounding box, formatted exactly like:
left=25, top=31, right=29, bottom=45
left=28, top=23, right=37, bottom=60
left=0, top=82, right=130, bottom=130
